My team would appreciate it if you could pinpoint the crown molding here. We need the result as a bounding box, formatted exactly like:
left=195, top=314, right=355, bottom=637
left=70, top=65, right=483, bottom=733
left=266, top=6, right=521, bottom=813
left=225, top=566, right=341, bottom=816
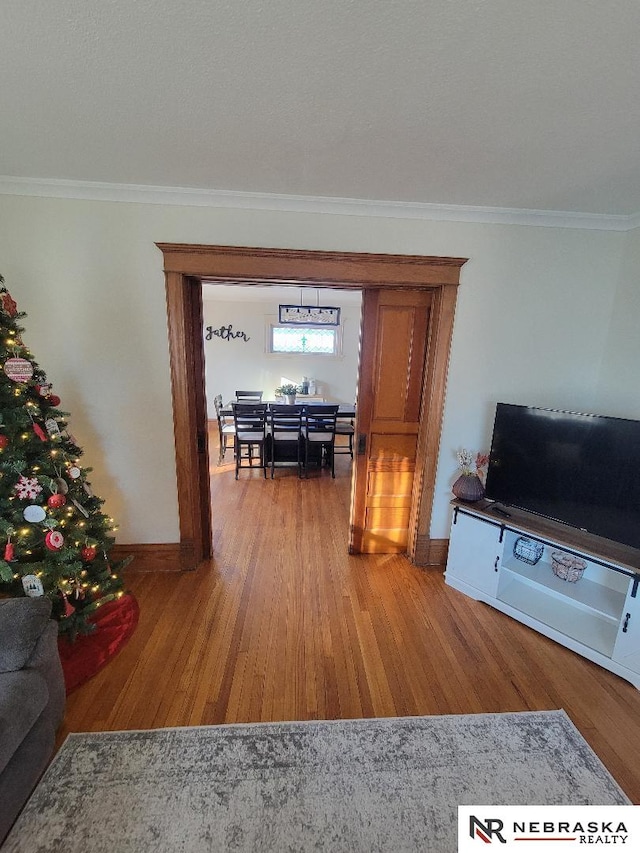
left=627, top=210, right=640, bottom=231
left=0, top=175, right=638, bottom=232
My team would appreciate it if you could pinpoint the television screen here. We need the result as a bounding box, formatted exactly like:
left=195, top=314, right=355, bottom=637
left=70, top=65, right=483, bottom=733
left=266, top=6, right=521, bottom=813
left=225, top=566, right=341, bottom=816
left=485, top=403, right=640, bottom=551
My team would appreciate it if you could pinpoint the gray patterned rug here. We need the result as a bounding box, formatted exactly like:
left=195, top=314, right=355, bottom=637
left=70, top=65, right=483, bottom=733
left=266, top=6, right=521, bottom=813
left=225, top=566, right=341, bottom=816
left=2, top=711, right=629, bottom=852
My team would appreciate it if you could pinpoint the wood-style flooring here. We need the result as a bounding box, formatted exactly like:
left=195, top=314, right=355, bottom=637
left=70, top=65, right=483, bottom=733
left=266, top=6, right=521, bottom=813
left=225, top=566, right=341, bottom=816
left=59, top=436, right=640, bottom=802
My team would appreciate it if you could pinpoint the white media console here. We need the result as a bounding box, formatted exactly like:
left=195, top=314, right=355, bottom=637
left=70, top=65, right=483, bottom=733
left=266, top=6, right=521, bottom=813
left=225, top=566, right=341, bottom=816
left=444, top=500, right=640, bottom=689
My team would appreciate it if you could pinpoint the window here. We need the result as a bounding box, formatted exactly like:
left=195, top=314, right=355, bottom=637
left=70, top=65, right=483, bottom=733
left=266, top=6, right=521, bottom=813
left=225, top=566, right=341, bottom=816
left=268, top=324, right=342, bottom=356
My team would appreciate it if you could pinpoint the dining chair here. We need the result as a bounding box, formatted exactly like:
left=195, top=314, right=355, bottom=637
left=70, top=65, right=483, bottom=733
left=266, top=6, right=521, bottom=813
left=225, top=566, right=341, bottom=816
left=235, top=390, right=263, bottom=402
left=232, top=403, right=268, bottom=479
left=213, top=394, right=236, bottom=464
left=268, top=404, right=305, bottom=478
left=334, top=416, right=355, bottom=458
left=302, top=405, right=339, bottom=478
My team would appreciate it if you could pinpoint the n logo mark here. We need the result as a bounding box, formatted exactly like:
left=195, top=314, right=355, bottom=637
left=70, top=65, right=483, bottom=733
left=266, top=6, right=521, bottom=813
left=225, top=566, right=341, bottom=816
left=469, top=815, right=507, bottom=843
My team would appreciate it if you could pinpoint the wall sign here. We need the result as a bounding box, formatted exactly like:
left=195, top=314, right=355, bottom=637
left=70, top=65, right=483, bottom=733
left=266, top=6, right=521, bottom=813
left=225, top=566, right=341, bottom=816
left=278, top=305, right=341, bottom=326
left=205, top=324, right=250, bottom=342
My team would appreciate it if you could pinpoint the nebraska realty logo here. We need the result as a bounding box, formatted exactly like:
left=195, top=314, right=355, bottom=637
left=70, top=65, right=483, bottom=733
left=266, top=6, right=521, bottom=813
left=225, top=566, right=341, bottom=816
left=458, top=806, right=639, bottom=851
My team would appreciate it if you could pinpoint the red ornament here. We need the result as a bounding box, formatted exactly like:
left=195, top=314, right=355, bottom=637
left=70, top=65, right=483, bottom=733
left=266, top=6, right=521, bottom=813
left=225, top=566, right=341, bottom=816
left=81, top=545, right=97, bottom=562
left=1, top=291, right=17, bottom=317
left=4, top=542, right=14, bottom=561
left=34, top=385, right=60, bottom=407
left=0, top=434, right=8, bottom=449
left=47, top=493, right=67, bottom=509
left=32, top=422, right=47, bottom=442
left=60, top=592, right=75, bottom=618
left=45, top=530, right=64, bottom=551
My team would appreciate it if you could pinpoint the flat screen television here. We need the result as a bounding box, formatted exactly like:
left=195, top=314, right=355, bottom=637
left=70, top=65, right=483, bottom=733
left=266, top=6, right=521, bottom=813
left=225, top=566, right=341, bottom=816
left=484, top=403, right=640, bottom=551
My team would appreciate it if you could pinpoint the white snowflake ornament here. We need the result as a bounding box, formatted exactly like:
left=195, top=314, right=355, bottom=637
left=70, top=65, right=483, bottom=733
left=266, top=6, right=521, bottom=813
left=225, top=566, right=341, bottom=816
left=14, top=475, right=43, bottom=500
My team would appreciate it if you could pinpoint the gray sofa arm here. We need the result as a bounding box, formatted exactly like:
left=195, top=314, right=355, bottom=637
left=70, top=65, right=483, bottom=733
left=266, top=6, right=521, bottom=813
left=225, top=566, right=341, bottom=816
left=0, top=597, right=54, bottom=672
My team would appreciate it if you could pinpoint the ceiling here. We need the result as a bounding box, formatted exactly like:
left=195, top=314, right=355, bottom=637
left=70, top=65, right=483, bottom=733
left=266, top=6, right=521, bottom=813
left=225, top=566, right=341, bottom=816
left=2, top=1, right=640, bottom=218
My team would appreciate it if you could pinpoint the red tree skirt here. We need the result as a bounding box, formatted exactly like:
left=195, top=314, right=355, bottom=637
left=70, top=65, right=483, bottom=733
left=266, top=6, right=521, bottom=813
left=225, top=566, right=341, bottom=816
left=57, top=593, right=140, bottom=694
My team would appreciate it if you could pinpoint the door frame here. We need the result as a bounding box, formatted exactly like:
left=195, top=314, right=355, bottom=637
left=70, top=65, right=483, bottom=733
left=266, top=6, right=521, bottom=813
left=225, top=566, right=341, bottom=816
left=158, top=243, right=466, bottom=569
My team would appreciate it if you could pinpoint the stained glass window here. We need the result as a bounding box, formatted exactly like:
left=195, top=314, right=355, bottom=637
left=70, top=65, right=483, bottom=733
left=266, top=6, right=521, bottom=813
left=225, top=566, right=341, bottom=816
left=271, top=325, right=337, bottom=354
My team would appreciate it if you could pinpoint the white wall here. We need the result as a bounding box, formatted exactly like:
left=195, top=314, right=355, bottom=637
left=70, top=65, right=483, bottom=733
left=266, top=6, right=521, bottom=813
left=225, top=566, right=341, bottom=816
left=0, top=192, right=628, bottom=544
left=594, top=226, right=640, bottom=419
left=430, top=223, right=626, bottom=538
left=202, top=289, right=361, bottom=416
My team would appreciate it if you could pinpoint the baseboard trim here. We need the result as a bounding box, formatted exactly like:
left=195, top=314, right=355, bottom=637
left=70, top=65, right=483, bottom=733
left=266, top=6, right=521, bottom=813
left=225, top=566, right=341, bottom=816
left=111, top=543, right=183, bottom=573
left=413, top=536, right=448, bottom=568
left=114, top=538, right=450, bottom=572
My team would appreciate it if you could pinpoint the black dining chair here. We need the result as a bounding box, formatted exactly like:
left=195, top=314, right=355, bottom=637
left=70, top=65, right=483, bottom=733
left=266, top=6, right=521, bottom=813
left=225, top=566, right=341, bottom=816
left=334, top=416, right=355, bottom=459
left=302, top=405, right=339, bottom=478
left=268, top=404, right=305, bottom=478
left=213, top=394, right=236, bottom=464
left=232, top=403, right=268, bottom=479
left=235, top=390, right=263, bottom=402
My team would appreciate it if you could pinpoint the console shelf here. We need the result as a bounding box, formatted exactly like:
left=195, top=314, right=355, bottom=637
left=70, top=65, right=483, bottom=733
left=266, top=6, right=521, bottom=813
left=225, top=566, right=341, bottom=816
left=499, top=557, right=625, bottom=622
left=498, top=574, right=619, bottom=657
left=444, top=500, right=640, bottom=688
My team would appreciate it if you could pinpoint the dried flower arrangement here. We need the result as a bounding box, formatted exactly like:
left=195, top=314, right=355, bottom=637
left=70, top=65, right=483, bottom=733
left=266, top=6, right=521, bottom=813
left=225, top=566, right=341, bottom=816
left=456, top=449, right=489, bottom=479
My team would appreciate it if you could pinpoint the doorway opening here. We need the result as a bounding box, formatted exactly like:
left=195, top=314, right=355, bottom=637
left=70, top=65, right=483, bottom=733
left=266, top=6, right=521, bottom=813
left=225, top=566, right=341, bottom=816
left=202, top=282, right=361, bottom=447
left=203, top=282, right=361, bottom=538
left=158, top=243, right=466, bottom=570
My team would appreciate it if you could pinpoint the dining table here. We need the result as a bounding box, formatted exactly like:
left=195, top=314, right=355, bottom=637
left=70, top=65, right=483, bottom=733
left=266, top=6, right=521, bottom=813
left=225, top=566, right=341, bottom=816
left=221, top=400, right=356, bottom=418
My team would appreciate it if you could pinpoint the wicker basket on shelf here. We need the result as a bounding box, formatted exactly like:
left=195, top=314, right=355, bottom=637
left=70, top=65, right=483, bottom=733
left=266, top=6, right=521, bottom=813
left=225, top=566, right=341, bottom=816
left=550, top=551, right=586, bottom=583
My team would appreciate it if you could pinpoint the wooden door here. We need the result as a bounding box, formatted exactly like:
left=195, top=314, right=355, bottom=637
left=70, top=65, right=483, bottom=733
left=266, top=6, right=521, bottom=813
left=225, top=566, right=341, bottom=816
left=350, top=289, right=433, bottom=553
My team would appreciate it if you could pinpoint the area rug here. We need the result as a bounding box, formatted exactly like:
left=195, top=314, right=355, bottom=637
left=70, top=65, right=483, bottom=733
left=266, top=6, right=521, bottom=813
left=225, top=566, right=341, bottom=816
left=1, top=711, right=629, bottom=852
left=57, top=593, right=139, bottom=694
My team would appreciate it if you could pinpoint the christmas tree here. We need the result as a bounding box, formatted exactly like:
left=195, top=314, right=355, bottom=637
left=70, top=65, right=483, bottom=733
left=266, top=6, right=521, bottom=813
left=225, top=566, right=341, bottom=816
left=0, top=275, right=130, bottom=637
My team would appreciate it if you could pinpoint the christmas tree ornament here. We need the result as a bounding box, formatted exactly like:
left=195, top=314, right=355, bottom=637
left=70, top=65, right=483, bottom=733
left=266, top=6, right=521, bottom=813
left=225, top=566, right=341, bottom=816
left=54, top=476, right=69, bottom=495
left=4, top=541, right=14, bottom=561
left=81, top=545, right=98, bottom=562
left=1, top=291, right=18, bottom=317
left=36, top=383, right=52, bottom=397
left=83, top=480, right=94, bottom=497
left=60, top=592, right=76, bottom=618
left=4, top=357, right=34, bottom=382
left=14, top=475, right=43, bottom=500
left=47, top=493, right=66, bottom=509
left=23, top=504, right=47, bottom=523
left=44, top=530, right=64, bottom=551
left=0, top=434, right=8, bottom=449
left=45, top=418, right=61, bottom=437
left=22, top=574, right=45, bottom=597
left=47, top=394, right=61, bottom=407
left=71, top=497, right=90, bottom=518
left=67, top=465, right=81, bottom=480
left=32, top=422, right=48, bottom=442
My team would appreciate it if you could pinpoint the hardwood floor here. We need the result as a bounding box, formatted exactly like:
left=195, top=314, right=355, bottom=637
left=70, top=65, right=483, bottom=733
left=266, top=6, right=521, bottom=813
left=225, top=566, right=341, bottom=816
left=59, top=439, right=640, bottom=802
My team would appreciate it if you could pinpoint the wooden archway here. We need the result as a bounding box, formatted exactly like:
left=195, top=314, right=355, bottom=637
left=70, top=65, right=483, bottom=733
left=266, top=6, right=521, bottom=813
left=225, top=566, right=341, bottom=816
left=157, top=244, right=466, bottom=570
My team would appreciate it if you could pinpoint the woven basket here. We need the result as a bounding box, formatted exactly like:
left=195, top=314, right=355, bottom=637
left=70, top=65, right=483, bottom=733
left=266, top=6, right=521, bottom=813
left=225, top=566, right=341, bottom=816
left=551, top=551, right=586, bottom=583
